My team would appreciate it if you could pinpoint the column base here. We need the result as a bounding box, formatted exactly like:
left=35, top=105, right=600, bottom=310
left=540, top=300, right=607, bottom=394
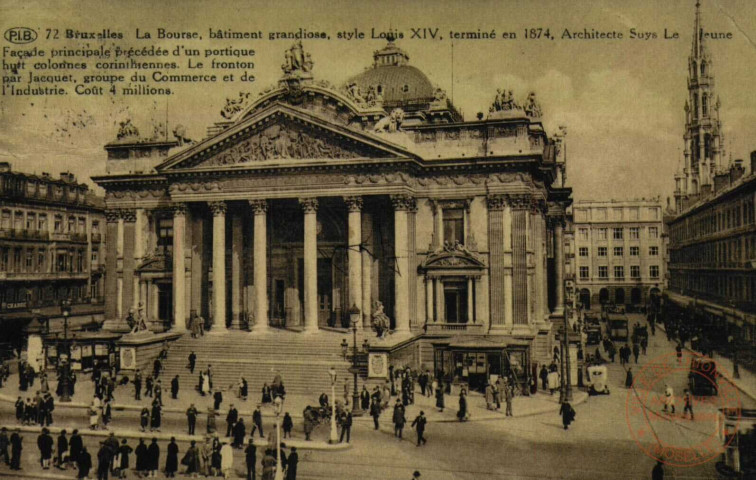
left=252, top=320, right=270, bottom=333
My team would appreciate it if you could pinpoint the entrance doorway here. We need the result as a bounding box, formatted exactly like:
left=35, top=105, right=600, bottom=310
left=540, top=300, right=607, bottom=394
left=579, top=288, right=591, bottom=310
left=599, top=288, right=610, bottom=305
left=615, top=288, right=625, bottom=305
left=631, top=287, right=642, bottom=305
left=158, top=283, right=172, bottom=329
left=297, top=257, right=334, bottom=327
left=443, top=281, right=468, bottom=323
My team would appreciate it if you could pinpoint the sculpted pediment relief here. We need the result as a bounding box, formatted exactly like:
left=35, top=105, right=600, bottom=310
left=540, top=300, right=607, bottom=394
left=420, top=248, right=485, bottom=271
left=167, top=117, right=396, bottom=171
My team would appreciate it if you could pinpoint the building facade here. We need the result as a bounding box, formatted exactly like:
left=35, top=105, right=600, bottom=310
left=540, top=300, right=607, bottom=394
left=93, top=39, right=572, bottom=387
left=0, top=163, right=106, bottom=314
left=666, top=0, right=755, bottom=351
left=572, top=199, right=665, bottom=310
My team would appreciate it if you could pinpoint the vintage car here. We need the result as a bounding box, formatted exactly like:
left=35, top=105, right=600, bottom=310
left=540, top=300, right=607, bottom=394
left=689, top=356, right=718, bottom=396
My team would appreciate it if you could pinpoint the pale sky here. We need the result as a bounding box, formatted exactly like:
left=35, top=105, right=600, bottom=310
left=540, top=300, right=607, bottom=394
left=1, top=0, right=755, bottom=204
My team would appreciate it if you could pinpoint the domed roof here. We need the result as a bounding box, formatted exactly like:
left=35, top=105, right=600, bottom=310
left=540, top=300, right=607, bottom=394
left=345, top=38, right=435, bottom=107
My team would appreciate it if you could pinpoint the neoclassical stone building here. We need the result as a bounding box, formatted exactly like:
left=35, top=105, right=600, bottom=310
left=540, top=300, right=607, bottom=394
left=94, top=39, right=572, bottom=389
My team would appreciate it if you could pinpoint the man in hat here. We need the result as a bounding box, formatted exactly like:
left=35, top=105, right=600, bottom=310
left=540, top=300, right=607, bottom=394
left=285, top=446, right=298, bottom=480
left=411, top=411, right=427, bottom=446
left=186, top=403, right=198, bottom=435
left=226, top=404, right=238, bottom=437
left=252, top=405, right=264, bottom=438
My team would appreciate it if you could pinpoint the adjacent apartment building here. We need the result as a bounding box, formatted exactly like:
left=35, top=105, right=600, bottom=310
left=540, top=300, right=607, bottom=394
left=573, top=199, right=665, bottom=310
left=0, top=163, right=106, bottom=316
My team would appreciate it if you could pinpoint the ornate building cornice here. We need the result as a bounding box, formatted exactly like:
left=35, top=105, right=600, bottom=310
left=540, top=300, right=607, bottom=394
left=120, top=209, right=136, bottom=223
left=486, top=194, right=508, bottom=211
left=390, top=194, right=416, bottom=211
left=105, top=210, right=121, bottom=223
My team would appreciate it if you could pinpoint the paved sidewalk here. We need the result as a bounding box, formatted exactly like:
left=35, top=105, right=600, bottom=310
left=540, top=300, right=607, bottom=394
left=658, top=324, right=756, bottom=402
left=0, top=371, right=585, bottom=424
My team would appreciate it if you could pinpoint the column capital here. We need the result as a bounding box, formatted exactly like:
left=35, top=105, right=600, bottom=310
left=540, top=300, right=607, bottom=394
left=120, top=209, right=136, bottom=223
left=208, top=201, right=227, bottom=216
left=343, top=196, right=363, bottom=212
left=486, top=195, right=508, bottom=211
left=546, top=215, right=566, bottom=230
left=530, top=199, right=548, bottom=216
left=248, top=199, right=268, bottom=214
left=507, top=194, right=532, bottom=210
left=172, top=203, right=188, bottom=217
left=105, top=209, right=121, bottom=223
left=390, top=194, right=416, bottom=211
left=299, top=197, right=319, bottom=213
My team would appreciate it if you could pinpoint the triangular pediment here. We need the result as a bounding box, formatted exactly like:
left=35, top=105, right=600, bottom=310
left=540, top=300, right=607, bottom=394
left=157, top=103, right=414, bottom=172
left=420, top=249, right=486, bottom=270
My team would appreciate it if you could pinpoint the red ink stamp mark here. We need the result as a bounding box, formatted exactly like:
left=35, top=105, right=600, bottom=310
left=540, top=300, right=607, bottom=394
left=625, top=351, right=742, bottom=467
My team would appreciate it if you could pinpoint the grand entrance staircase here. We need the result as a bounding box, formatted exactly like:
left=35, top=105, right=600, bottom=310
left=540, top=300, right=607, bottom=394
left=160, top=329, right=366, bottom=396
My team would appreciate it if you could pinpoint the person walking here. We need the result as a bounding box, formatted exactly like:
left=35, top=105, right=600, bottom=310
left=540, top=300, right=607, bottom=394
left=226, top=404, right=239, bottom=437
left=675, top=344, right=683, bottom=363
left=206, top=408, right=217, bottom=435
left=171, top=375, right=180, bottom=400
left=282, top=412, right=293, bottom=439
left=186, top=404, right=198, bottom=435
left=147, top=438, right=160, bottom=478
left=188, top=352, right=196, bottom=373
left=411, top=411, right=427, bottom=446
left=70, top=429, right=83, bottom=466
left=625, top=368, right=634, bottom=389
left=457, top=390, right=468, bottom=422
left=683, top=389, right=694, bottom=420
left=339, top=408, right=352, bottom=443
left=504, top=382, right=513, bottom=417
left=392, top=399, right=406, bottom=438
left=134, top=438, right=148, bottom=477
left=220, top=441, right=234, bottom=479
left=539, top=365, right=549, bottom=391
left=140, top=407, right=149, bottom=432
left=632, top=343, right=640, bottom=364
left=252, top=405, right=264, bottom=438
left=37, top=427, right=54, bottom=469
left=244, top=438, right=256, bottom=480
left=370, top=399, right=381, bottom=430
left=117, top=439, right=132, bottom=479
left=145, top=375, right=153, bottom=398
left=213, top=389, right=223, bottom=411
left=96, top=442, right=110, bottom=480
left=0, top=427, right=9, bottom=467
left=150, top=400, right=162, bottom=432
left=9, top=429, right=22, bottom=471
left=285, top=446, right=298, bottom=480
left=652, top=460, right=665, bottom=480
left=76, top=446, right=91, bottom=480
left=165, top=437, right=179, bottom=478
left=662, top=384, right=675, bottom=414
left=134, top=370, right=142, bottom=400
left=435, top=380, right=445, bottom=412
left=360, top=386, right=370, bottom=411
left=56, top=429, right=68, bottom=469
left=232, top=418, right=246, bottom=449
left=559, top=401, right=575, bottom=430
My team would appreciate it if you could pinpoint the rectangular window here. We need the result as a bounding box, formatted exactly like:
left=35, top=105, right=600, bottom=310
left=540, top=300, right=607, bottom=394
left=13, top=212, right=23, bottom=230
left=78, top=218, right=86, bottom=233
left=25, top=250, right=33, bottom=270
left=614, top=247, right=623, bottom=256
left=598, top=247, right=607, bottom=257
left=649, top=227, right=659, bottom=238
left=37, top=250, right=45, bottom=272
left=91, top=221, right=99, bottom=234
left=91, top=249, right=99, bottom=266
left=157, top=218, right=174, bottom=257
left=54, top=215, right=63, bottom=233
left=650, top=265, right=659, bottom=278
left=1, top=210, right=10, bottom=230
left=649, top=246, right=659, bottom=256
left=578, top=228, right=588, bottom=241
left=598, top=266, right=608, bottom=279
left=579, top=247, right=588, bottom=257
left=630, top=246, right=639, bottom=256
left=67, top=216, right=76, bottom=232
left=614, top=266, right=624, bottom=279
left=613, top=227, right=623, bottom=240
left=630, top=265, right=640, bottom=278
left=613, top=208, right=623, bottom=220
left=26, top=213, right=36, bottom=230
left=443, top=208, right=465, bottom=246
left=38, top=214, right=47, bottom=231
left=629, top=227, right=639, bottom=240
left=597, top=228, right=607, bottom=240
left=579, top=266, right=589, bottom=279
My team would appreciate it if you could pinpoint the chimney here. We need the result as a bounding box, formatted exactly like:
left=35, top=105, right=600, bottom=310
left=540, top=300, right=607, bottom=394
left=713, top=172, right=729, bottom=193
left=730, top=159, right=744, bottom=183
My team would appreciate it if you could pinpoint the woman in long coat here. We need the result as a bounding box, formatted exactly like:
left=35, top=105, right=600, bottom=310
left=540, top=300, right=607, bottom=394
left=181, top=440, right=201, bottom=475
left=147, top=438, right=160, bottom=476
left=134, top=438, right=148, bottom=474
left=206, top=408, right=217, bottom=434
left=165, top=437, right=179, bottom=477
left=625, top=368, right=634, bottom=388
left=150, top=402, right=162, bottom=431
left=435, top=381, right=445, bottom=412
left=559, top=401, right=575, bottom=430
left=457, top=391, right=467, bottom=421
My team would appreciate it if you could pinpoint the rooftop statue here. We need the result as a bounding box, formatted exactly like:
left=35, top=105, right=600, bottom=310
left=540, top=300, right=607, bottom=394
left=282, top=41, right=313, bottom=75
left=220, top=92, right=251, bottom=119
left=489, top=89, right=521, bottom=113
left=524, top=91, right=543, bottom=118
left=116, top=119, right=140, bottom=139
left=373, top=108, right=404, bottom=133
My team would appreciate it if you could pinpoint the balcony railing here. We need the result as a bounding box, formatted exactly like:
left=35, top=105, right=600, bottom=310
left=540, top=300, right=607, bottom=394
left=71, top=233, right=88, bottom=243
left=425, top=322, right=484, bottom=333
left=0, top=229, right=50, bottom=241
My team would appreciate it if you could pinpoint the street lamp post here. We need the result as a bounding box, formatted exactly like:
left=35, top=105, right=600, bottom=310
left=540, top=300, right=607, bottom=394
left=59, top=299, right=72, bottom=402
left=348, top=305, right=363, bottom=416
left=328, top=366, right=338, bottom=444
left=273, top=396, right=284, bottom=480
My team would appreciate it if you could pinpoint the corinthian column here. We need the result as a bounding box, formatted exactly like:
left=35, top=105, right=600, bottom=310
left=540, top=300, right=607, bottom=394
left=300, top=198, right=319, bottom=333
left=250, top=200, right=269, bottom=332
left=103, top=210, right=120, bottom=324
left=391, top=194, right=414, bottom=334
left=344, top=196, right=363, bottom=321
left=553, top=217, right=565, bottom=315
left=172, top=204, right=188, bottom=331
left=209, top=201, right=227, bottom=333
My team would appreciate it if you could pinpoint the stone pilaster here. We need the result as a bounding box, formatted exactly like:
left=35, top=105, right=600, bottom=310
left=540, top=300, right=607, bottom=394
left=299, top=198, right=319, bottom=333
left=390, top=194, right=414, bottom=334
left=121, top=209, right=136, bottom=321
left=209, top=201, right=227, bottom=333
left=361, top=211, right=373, bottom=328
left=231, top=210, right=243, bottom=329
left=344, top=196, right=363, bottom=322
left=487, top=195, right=507, bottom=329
left=103, top=210, right=120, bottom=324
left=551, top=216, right=566, bottom=315
left=172, top=204, right=188, bottom=331
left=509, top=194, right=530, bottom=326
left=250, top=199, right=269, bottom=332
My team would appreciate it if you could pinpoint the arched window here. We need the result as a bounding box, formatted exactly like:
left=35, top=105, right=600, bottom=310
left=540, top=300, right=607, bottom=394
left=691, top=61, right=697, bottom=79
left=701, top=61, right=707, bottom=76
left=702, top=94, right=708, bottom=115
left=693, top=95, right=699, bottom=117
left=376, top=85, right=382, bottom=94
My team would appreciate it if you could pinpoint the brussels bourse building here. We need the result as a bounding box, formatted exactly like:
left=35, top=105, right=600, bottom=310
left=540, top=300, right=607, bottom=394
left=93, top=39, right=572, bottom=391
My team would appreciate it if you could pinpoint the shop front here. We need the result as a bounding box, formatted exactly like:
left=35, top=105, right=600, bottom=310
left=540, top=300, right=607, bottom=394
left=432, top=337, right=531, bottom=392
